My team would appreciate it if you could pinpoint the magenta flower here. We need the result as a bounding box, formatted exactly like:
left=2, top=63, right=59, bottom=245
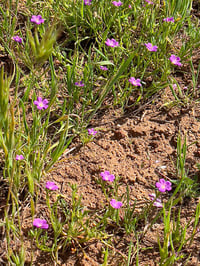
left=129, top=77, right=142, bottom=86
left=149, top=193, right=163, bottom=208
left=12, top=35, right=22, bottom=43
left=46, top=181, right=59, bottom=191
left=33, top=218, right=49, bottom=229
left=145, top=0, right=154, bottom=4
left=163, top=17, right=174, bottom=22
left=105, top=38, right=119, bottom=47
left=88, top=128, right=97, bottom=136
left=100, top=171, right=115, bottom=182
left=169, top=54, right=182, bottom=66
left=75, top=81, right=85, bottom=87
left=145, top=43, right=158, bottom=52
left=149, top=193, right=156, bottom=201
left=153, top=200, right=163, bottom=208
left=84, top=0, right=92, bottom=5
left=156, top=179, right=172, bottom=193
left=110, top=199, right=123, bottom=209
left=100, top=66, right=108, bottom=71
left=30, top=15, right=44, bottom=25
left=128, top=5, right=132, bottom=8
left=172, top=84, right=177, bottom=90
left=112, top=1, right=123, bottom=6
left=16, top=155, right=24, bottom=161
left=33, top=97, right=49, bottom=110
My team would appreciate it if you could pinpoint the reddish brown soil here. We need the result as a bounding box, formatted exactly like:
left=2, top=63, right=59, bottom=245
left=1, top=85, right=200, bottom=265
left=26, top=87, right=200, bottom=265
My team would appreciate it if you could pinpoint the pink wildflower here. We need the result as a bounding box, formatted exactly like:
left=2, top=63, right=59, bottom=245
left=33, top=97, right=49, bottom=110
left=156, top=179, right=172, bottom=193
left=129, top=77, right=142, bottom=86
left=46, top=181, right=59, bottom=191
left=88, top=128, right=97, bottom=136
left=30, top=15, right=44, bottom=25
left=33, top=218, right=49, bottom=229
left=12, top=36, right=22, bottom=43
left=105, top=38, right=119, bottom=47
left=16, top=155, right=24, bottom=160
left=112, top=1, right=123, bottom=6
left=110, top=199, right=123, bottom=209
left=169, top=54, right=182, bottom=66
left=100, top=171, right=115, bottom=182
left=145, top=42, right=158, bottom=52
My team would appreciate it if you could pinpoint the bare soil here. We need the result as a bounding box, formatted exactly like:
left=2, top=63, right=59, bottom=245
left=18, top=87, right=200, bottom=265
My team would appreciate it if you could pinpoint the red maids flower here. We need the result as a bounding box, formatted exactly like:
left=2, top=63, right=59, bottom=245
left=128, top=77, right=142, bottom=86
left=163, top=17, right=175, bottom=22
left=88, top=128, right=97, bottom=136
left=30, top=15, right=44, bottom=25
left=84, top=0, right=92, bottom=5
left=145, top=42, right=158, bottom=52
left=12, top=36, right=22, bottom=43
left=110, top=199, right=123, bottom=209
left=149, top=193, right=163, bottom=208
left=100, top=66, right=108, bottom=71
left=105, top=38, right=119, bottom=47
left=145, top=0, right=154, bottom=4
left=75, top=81, right=85, bottom=87
left=112, top=1, right=123, bottom=6
left=16, top=155, right=24, bottom=160
left=46, top=181, right=59, bottom=191
left=156, top=179, right=172, bottom=193
left=33, top=218, right=49, bottom=229
left=33, top=97, right=49, bottom=110
left=100, top=171, right=115, bottom=182
left=153, top=199, right=163, bottom=208
left=169, top=54, right=182, bottom=66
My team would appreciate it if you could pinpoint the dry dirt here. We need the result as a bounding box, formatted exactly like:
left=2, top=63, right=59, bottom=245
left=1, top=85, right=200, bottom=265
left=28, top=87, right=200, bottom=265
